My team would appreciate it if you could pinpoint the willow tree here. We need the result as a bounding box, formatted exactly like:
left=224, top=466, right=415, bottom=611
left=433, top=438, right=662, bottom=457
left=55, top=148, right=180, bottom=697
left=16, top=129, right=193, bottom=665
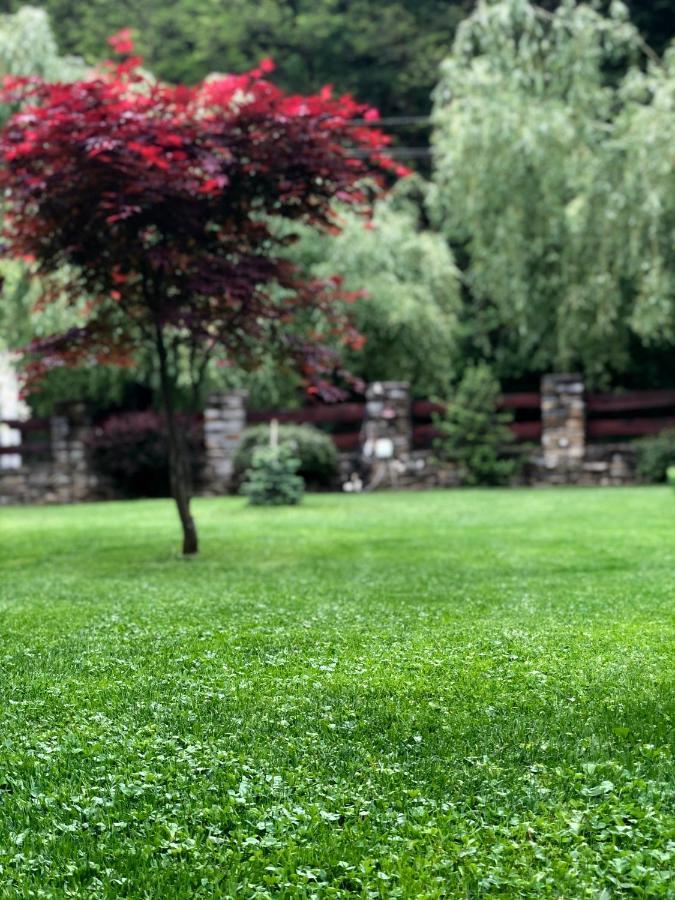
left=431, top=0, right=673, bottom=385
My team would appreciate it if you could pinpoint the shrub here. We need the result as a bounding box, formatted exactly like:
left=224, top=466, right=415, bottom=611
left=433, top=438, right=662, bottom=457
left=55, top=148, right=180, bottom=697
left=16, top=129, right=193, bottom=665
left=635, top=428, right=675, bottom=483
left=667, top=466, right=675, bottom=490
left=233, top=424, right=339, bottom=491
left=241, top=445, right=304, bottom=506
left=89, top=411, right=202, bottom=498
left=433, top=364, right=519, bottom=486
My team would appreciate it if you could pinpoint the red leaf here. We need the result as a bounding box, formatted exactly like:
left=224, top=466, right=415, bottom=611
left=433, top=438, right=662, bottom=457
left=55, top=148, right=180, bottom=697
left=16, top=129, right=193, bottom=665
left=108, top=28, right=135, bottom=55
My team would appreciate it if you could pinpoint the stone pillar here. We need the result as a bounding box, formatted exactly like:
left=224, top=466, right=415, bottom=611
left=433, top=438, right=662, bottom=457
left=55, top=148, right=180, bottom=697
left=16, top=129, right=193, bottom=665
left=203, top=390, right=247, bottom=494
left=360, top=381, right=411, bottom=464
left=50, top=404, right=95, bottom=502
left=540, top=374, right=585, bottom=470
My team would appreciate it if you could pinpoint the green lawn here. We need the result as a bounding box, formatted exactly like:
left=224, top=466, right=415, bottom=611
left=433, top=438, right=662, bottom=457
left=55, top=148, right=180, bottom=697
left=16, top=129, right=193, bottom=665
left=0, top=488, right=673, bottom=897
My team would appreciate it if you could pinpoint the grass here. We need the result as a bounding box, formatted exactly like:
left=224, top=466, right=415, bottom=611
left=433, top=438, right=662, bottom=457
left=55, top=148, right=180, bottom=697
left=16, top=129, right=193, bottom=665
left=0, top=487, right=673, bottom=897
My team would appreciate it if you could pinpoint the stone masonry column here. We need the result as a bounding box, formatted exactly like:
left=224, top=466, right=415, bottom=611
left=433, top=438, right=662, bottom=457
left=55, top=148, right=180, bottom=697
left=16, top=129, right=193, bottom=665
left=360, top=381, right=411, bottom=464
left=203, top=390, right=247, bottom=494
left=50, top=404, right=95, bottom=502
left=540, top=374, right=585, bottom=471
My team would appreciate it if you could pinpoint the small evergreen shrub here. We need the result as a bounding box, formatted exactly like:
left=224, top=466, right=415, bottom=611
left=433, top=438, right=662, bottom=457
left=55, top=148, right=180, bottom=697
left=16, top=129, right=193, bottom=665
left=89, top=411, right=202, bottom=498
left=241, top=445, right=304, bottom=506
left=635, top=428, right=675, bottom=483
left=433, top=364, right=520, bottom=486
left=233, top=423, right=339, bottom=491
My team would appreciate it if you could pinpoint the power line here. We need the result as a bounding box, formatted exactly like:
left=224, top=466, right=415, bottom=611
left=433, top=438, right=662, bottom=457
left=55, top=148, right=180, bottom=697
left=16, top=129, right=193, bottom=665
left=353, top=115, right=431, bottom=127
left=349, top=147, right=432, bottom=159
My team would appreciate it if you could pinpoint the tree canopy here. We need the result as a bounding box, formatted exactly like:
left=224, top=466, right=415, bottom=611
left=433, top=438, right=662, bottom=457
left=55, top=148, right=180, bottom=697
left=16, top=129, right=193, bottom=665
left=431, top=0, right=675, bottom=387
left=1, top=2, right=671, bottom=123
left=0, top=35, right=398, bottom=551
left=286, top=180, right=461, bottom=397
left=0, top=0, right=471, bottom=122
left=0, top=4, right=83, bottom=82
left=0, top=6, right=87, bottom=358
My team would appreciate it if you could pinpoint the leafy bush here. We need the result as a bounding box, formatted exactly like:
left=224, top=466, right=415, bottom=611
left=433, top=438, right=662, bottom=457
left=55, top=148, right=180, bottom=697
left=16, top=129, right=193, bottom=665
left=635, top=429, right=675, bottom=483
left=241, top=445, right=304, bottom=506
left=89, top=411, right=202, bottom=498
left=433, top=364, right=519, bottom=486
left=667, top=467, right=675, bottom=490
left=233, top=424, right=339, bottom=491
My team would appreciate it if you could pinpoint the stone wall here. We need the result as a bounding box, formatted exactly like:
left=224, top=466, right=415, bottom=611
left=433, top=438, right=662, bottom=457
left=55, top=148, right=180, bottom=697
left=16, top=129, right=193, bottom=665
left=0, top=378, right=652, bottom=504
left=346, top=376, right=638, bottom=491
left=0, top=393, right=250, bottom=506
left=0, top=411, right=100, bottom=505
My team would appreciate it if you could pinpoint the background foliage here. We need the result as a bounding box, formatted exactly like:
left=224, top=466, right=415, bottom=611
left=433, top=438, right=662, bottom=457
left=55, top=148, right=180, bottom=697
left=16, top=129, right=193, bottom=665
left=430, top=0, right=675, bottom=388
left=634, top=429, right=675, bottom=485
left=1, top=1, right=674, bottom=419
left=1, top=2, right=671, bottom=116
left=0, top=6, right=86, bottom=351
left=285, top=181, right=461, bottom=398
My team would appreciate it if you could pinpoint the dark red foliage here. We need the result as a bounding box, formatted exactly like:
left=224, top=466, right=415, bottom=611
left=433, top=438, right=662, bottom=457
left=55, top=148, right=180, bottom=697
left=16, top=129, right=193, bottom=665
left=0, top=38, right=404, bottom=397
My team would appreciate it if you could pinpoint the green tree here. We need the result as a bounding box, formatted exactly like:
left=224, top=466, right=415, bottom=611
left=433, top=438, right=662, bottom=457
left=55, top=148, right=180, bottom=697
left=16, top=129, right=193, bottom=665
left=430, top=0, right=674, bottom=386
left=285, top=180, right=462, bottom=398
left=0, top=7, right=114, bottom=412
left=0, top=4, right=83, bottom=82
left=599, top=47, right=675, bottom=351
left=433, top=363, right=518, bottom=485
left=0, top=6, right=86, bottom=348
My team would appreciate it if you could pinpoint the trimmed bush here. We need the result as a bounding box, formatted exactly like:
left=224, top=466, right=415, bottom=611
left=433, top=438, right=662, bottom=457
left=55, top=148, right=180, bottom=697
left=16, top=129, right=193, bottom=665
left=89, top=411, right=202, bottom=498
left=233, top=423, right=339, bottom=491
left=241, top=445, right=304, bottom=506
left=635, top=428, right=675, bottom=483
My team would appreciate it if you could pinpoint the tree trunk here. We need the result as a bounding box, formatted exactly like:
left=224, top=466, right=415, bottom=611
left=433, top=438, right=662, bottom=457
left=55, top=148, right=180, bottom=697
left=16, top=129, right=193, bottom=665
left=154, top=322, right=199, bottom=555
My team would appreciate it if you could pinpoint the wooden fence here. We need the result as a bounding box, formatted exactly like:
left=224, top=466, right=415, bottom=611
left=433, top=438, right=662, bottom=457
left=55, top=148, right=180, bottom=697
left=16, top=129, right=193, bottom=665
left=248, top=392, right=543, bottom=450
left=3, top=387, right=675, bottom=462
left=586, top=390, right=675, bottom=439
left=0, top=418, right=51, bottom=461
left=247, top=387, right=675, bottom=451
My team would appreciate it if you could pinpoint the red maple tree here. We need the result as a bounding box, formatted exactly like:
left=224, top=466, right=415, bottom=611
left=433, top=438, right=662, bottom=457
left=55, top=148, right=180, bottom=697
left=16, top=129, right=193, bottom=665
left=0, top=32, right=402, bottom=554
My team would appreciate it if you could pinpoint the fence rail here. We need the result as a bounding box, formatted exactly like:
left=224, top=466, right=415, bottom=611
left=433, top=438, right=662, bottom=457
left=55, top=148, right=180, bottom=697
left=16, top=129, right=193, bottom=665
left=2, top=388, right=675, bottom=464
left=246, top=392, right=544, bottom=452
left=246, top=388, right=675, bottom=452
left=0, top=418, right=51, bottom=460
left=0, top=418, right=49, bottom=431
left=247, top=403, right=364, bottom=426
left=586, top=390, right=675, bottom=413
left=585, top=389, right=675, bottom=441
